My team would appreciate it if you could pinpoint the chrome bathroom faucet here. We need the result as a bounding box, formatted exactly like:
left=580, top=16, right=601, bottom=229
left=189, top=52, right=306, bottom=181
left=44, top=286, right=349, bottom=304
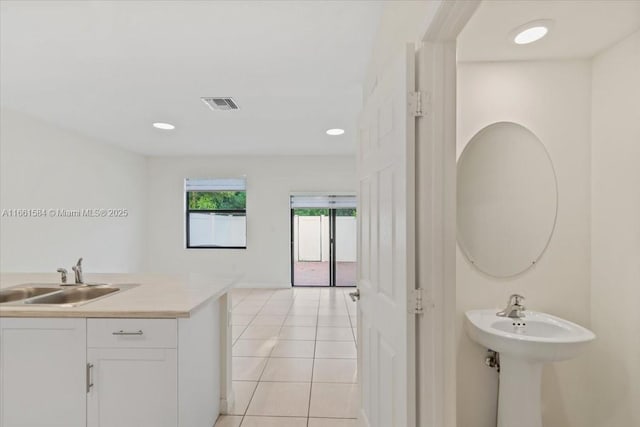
left=497, top=294, right=526, bottom=319
left=72, top=257, right=84, bottom=284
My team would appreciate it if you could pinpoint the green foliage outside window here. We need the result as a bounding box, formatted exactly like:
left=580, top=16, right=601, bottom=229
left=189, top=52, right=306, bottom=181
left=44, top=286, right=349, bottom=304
left=187, top=193, right=355, bottom=215
left=335, top=208, right=356, bottom=217
left=188, top=191, right=246, bottom=210
left=294, top=208, right=356, bottom=217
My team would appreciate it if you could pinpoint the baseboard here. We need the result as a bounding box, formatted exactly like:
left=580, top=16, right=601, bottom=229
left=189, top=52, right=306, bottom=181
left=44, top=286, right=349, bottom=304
left=219, top=389, right=235, bottom=415
left=233, top=281, right=292, bottom=289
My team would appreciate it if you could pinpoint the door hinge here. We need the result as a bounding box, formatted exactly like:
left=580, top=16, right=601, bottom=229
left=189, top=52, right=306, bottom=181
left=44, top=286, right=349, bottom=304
left=410, top=288, right=425, bottom=315
left=408, top=91, right=429, bottom=117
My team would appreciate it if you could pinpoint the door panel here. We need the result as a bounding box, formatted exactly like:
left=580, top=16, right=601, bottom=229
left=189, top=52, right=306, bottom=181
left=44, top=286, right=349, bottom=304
left=357, top=43, right=416, bottom=427
left=292, top=208, right=330, bottom=286
left=87, top=348, right=177, bottom=427
left=378, top=166, right=395, bottom=298
left=378, top=337, right=395, bottom=426
left=360, top=314, right=372, bottom=421
left=359, top=179, right=372, bottom=284
left=0, top=318, right=87, bottom=427
left=335, top=208, right=357, bottom=286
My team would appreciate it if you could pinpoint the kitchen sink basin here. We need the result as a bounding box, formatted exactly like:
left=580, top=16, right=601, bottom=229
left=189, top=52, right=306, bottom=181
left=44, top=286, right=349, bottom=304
left=0, top=283, right=139, bottom=307
left=0, top=287, right=60, bottom=303
left=24, top=286, right=120, bottom=306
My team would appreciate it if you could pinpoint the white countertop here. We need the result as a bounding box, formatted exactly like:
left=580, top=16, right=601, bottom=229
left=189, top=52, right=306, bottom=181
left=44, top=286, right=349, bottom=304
left=0, top=273, right=237, bottom=318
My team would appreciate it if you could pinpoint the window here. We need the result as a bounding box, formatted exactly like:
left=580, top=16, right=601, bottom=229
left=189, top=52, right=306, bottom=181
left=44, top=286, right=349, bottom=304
left=185, top=178, right=246, bottom=249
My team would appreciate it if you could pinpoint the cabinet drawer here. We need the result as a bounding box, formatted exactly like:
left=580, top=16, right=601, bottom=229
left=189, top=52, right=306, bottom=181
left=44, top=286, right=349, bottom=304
left=88, top=318, right=177, bottom=348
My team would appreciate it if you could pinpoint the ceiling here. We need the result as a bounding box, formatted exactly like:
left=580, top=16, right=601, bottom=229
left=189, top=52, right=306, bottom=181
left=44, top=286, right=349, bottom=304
left=458, top=0, right=640, bottom=62
left=0, top=1, right=386, bottom=156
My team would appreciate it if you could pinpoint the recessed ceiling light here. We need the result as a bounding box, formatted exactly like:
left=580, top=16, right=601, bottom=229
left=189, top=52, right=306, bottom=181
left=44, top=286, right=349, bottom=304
left=326, top=128, right=345, bottom=136
left=153, top=122, right=175, bottom=130
left=511, top=19, right=553, bottom=45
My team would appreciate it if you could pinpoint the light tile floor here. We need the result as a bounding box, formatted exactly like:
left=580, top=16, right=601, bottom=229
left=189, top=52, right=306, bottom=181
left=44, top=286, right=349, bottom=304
left=216, top=287, right=358, bottom=427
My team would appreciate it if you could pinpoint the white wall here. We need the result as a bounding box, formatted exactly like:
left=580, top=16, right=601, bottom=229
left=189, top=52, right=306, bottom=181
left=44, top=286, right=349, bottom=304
left=0, top=109, right=147, bottom=273
left=0, top=110, right=356, bottom=280
left=364, top=0, right=440, bottom=94
left=590, top=30, right=640, bottom=427
left=145, top=156, right=356, bottom=287
left=456, top=61, right=592, bottom=427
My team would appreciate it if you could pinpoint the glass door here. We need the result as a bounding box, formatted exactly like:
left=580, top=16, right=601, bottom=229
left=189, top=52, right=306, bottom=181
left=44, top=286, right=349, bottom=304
left=291, top=208, right=331, bottom=286
left=333, top=208, right=357, bottom=287
left=290, top=195, right=357, bottom=287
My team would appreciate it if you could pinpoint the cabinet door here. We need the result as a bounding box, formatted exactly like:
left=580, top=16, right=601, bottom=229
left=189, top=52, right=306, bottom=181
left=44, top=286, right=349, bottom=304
left=87, top=348, right=177, bottom=427
left=0, top=318, right=87, bottom=427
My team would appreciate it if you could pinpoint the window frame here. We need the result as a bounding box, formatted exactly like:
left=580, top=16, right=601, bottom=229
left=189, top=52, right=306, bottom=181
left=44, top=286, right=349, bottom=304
left=185, top=190, right=247, bottom=250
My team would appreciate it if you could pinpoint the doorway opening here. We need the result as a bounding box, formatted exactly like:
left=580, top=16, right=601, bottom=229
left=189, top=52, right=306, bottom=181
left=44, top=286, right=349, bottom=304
left=290, top=195, right=357, bottom=287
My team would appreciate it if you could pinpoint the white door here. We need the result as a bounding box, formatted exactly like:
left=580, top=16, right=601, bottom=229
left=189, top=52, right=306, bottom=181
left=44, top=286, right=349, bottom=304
left=87, top=348, right=177, bottom=427
left=0, top=318, right=87, bottom=427
left=356, top=43, right=417, bottom=427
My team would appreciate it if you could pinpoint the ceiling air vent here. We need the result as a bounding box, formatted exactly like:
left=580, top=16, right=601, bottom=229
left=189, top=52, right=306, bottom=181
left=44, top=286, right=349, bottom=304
left=201, top=97, right=239, bottom=111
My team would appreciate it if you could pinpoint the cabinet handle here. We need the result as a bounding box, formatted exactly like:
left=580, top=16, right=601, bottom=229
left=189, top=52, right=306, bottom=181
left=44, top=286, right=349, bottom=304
left=112, top=329, right=144, bottom=336
left=86, top=363, right=94, bottom=393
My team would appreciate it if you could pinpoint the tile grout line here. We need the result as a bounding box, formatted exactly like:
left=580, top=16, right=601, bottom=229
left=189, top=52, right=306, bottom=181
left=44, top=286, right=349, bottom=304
left=237, top=289, right=272, bottom=426
left=230, top=291, right=253, bottom=347
left=306, top=290, right=321, bottom=427
left=239, top=289, right=294, bottom=423
left=232, top=289, right=270, bottom=345
left=236, top=289, right=281, bottom=425
left=344, top=289, right=358, bottom=344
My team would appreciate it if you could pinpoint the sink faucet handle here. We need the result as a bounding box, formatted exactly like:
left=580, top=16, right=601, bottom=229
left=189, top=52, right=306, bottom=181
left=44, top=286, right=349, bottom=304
left=56, top=268, right=68, bottom=284
left=75, top=257, right=83, bottom=268
left=509, top=294, right=525, bottom=305
left=497, top=294, right=526, bottom=318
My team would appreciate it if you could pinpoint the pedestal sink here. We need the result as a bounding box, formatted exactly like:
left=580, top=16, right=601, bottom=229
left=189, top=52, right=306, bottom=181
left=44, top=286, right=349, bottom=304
left=465, top=309, right=595, bottom=427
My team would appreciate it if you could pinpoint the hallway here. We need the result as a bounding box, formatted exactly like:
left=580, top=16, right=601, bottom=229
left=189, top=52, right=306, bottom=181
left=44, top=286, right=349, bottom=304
left=215, top=287, right=358, bottom=427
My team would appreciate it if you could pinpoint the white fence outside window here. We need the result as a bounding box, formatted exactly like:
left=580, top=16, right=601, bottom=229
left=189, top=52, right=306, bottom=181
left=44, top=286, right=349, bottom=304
left=189, top=213, right=246, bottom=247
left=293, top=215, right=356, bottom=262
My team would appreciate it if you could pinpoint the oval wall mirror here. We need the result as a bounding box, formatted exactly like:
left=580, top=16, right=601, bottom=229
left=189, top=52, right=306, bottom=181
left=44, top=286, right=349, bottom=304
left=457, top=122, right=558, bottom=277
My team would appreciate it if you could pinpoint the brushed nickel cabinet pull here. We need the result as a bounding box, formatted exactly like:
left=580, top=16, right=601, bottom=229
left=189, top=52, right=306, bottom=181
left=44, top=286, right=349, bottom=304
left=86, top=363, right=94, bottom=393
left=112, top=329, right=144, bottom=336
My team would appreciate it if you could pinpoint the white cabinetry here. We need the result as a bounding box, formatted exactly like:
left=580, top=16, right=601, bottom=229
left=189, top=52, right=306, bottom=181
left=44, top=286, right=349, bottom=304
left=86, top=318, right=178, bottom=427
left=0, top=294, right=229, bottom=427
left=0, top=318, right=87, bottom=427
left=87, top=348, right=177, bottom=427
